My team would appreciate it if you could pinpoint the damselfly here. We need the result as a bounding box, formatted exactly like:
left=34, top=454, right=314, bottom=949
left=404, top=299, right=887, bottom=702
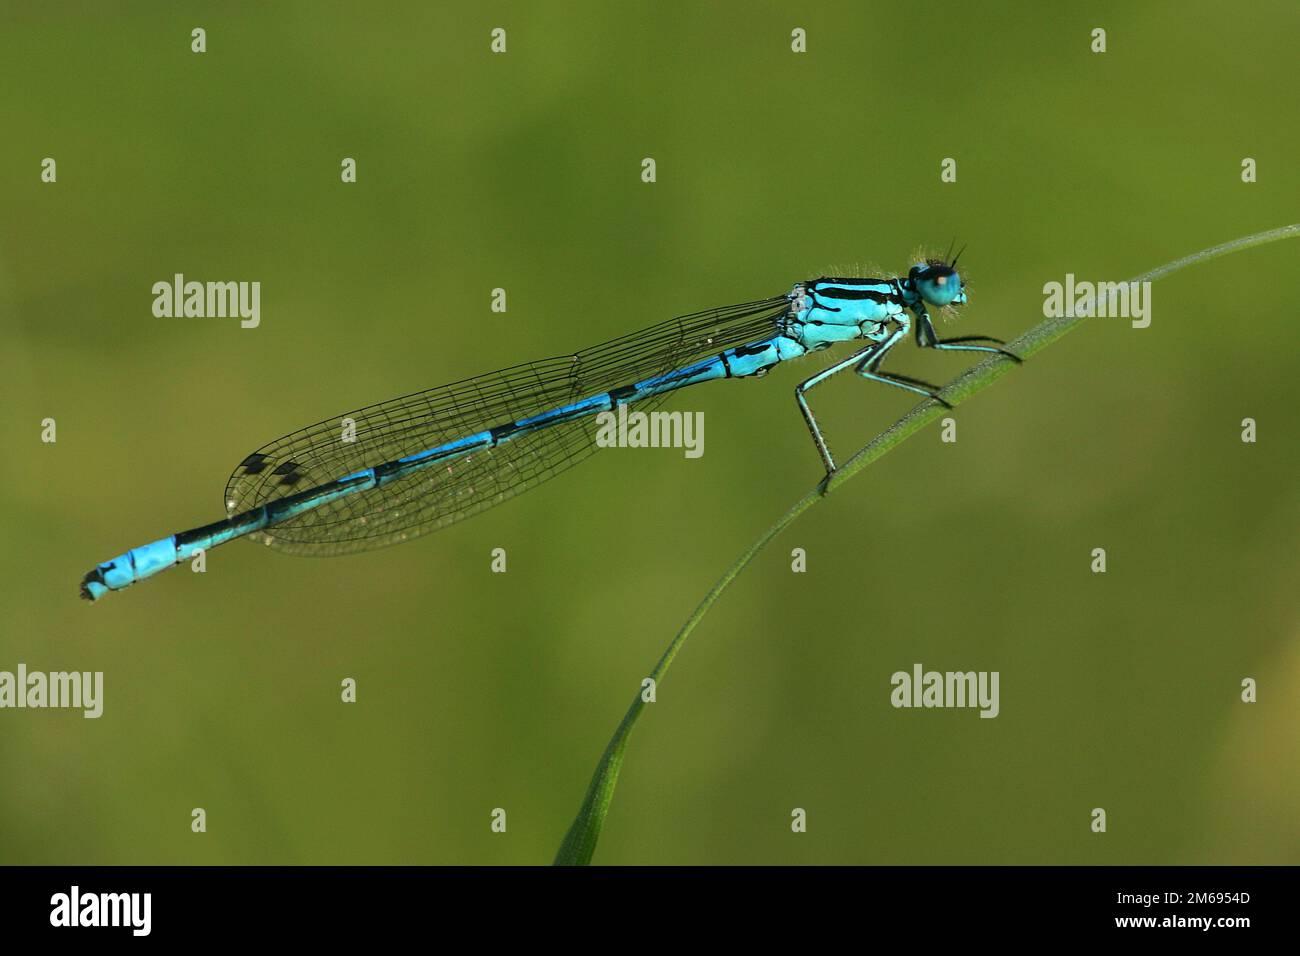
left=81, top=253, right=1019, bottom=601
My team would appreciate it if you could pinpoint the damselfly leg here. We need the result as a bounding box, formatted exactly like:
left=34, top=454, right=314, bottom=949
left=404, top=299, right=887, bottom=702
left=914, top=310, right=1023, bottom=363
left=795, top=329, right=949, bottom=474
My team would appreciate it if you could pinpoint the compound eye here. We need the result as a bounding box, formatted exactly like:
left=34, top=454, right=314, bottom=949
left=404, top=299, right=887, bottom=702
left=935, top=274, right=947, bottom=286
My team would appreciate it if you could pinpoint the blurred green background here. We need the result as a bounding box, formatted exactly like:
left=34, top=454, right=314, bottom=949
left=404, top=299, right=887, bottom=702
left=1, top=1, right=1296, bottom=865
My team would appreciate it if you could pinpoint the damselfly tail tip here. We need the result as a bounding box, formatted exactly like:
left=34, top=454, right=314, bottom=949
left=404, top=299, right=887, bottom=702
left=79, top=568, right=107, bottom=602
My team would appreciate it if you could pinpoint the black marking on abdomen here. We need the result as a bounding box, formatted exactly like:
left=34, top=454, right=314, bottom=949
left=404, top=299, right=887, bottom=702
left=609, top=384, right=638, bottom=405
left=79, top=567, right=107, bottom=599
left=372, top=459, right=409, bottom=483
left=175, top=522, right=217, bottom=549
left=490, top=422, right=520, bottom=444
left=176, top=508, right=265, bottom=548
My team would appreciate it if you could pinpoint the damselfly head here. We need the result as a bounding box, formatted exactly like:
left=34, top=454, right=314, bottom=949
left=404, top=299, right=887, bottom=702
left=909, top=259, right=968, bottom=308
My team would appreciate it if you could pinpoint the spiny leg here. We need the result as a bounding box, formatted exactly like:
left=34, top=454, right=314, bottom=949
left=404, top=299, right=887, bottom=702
left=855, top=348, right=953, bottom=409
left=795, top=339, right=897, bottom=473
left=915, top=310, right=1023, bottom=363
left=795, top=331, right=950, bottom=474
left=863, top=366, right=951, bottom=400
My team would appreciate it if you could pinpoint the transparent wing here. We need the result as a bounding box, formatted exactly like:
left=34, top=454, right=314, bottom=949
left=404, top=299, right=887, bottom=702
left=223, top=295, right=789, bottom=555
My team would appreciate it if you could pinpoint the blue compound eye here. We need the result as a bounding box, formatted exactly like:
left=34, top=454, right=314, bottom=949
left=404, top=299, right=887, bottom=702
left=914, top=265, right=959, bottom=306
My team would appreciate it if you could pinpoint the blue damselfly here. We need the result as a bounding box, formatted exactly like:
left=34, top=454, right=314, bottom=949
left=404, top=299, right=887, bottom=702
left=81, top=253, right=1018, bottom=600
